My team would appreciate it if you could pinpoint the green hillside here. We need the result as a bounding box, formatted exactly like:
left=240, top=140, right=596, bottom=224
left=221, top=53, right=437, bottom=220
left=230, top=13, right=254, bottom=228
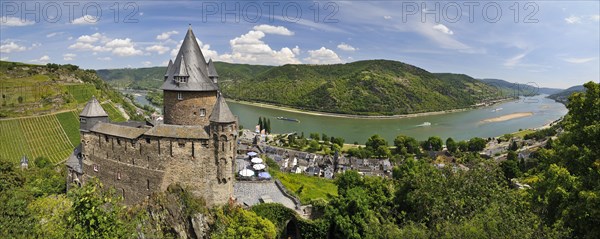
left=221, top=60, right=510, bottom=115
left=96, top=62, right=274, bottom=90
left=0, top=61, right=145, bottom=164
left=97, top=60, right=515, bottom=115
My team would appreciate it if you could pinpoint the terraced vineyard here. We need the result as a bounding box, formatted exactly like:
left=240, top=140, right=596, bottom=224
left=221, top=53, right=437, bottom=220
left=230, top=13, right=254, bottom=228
left=0, top=111, right=79, bottom=164
left=101, top=102, right=127, bottom=122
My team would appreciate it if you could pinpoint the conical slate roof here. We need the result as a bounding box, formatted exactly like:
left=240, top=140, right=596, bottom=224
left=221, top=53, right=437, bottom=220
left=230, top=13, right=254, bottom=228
left=209, top=93, right=236, bottom=123
left=161, top=26, right=218, bottom=92
left=207, top=59, right=218, bottom=77
left=80, top=96, right=108, bottom=117
left=164, top=59, right=173, bottom=79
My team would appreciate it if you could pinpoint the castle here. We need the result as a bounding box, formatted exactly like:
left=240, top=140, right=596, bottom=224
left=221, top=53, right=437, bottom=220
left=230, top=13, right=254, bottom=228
left=66, top=26, right=237, bottom=205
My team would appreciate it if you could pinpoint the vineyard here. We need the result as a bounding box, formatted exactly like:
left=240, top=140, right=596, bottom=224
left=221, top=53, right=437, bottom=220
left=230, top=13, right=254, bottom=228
left=0, top=111, right=79, bottom=165
left=101, top=102, right=127, bottom=122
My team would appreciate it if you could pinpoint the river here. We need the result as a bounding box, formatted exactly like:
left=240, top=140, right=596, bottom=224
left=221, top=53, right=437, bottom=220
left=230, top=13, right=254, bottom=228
left=123, top=90, right=567, bottom=143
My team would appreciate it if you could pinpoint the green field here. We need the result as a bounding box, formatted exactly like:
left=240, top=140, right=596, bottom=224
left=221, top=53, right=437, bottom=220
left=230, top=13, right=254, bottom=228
left=101, top=102, right=127, bottom=122
left=270, top=170, right=338, bottom=204
left=0, top=112, right=77, bottom=164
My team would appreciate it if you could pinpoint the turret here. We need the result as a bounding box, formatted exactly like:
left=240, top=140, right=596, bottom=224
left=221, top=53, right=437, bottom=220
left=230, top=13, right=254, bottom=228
left=209, top=93, right=237, bottom=184
left=79, top=96, right=109, bottom=131
left=207, top=59, right=218, bottom=84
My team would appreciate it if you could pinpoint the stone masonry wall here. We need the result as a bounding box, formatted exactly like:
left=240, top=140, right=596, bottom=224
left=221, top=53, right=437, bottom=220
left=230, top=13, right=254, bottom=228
left=81, top=130, right=235, bottom=205
left=163, top=91, right=217, bottom=126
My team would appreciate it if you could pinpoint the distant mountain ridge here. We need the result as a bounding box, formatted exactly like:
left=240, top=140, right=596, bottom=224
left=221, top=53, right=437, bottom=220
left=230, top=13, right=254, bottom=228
left=479, top=78, right=563, bottom=95
left=96, top=60, right=558, bottom=116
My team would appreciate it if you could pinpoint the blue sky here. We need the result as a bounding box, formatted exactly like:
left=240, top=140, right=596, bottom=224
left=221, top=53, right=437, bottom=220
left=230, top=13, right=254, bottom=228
left=1, top=1, right=598, bottom=88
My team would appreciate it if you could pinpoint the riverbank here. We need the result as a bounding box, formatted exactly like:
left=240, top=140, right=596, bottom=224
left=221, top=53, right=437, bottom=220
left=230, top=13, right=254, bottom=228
left=227, top=98, right=514, bottom=120
left=481, top=112, right=534, bottom=123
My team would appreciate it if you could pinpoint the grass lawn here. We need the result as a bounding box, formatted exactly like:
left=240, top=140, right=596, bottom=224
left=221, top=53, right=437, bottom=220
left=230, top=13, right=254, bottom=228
left=269, top=169, right=338, bottom=204
left=512, top=129, right=535, bottom=138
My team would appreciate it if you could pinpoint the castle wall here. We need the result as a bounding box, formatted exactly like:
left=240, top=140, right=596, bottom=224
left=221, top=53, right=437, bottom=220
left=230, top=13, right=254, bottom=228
left=163, top=91, right=217, bottom=126
left=81, top=130, right=235, bottom=205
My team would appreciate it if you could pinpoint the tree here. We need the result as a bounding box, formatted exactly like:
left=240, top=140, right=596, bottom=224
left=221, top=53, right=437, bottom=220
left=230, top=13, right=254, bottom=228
left=446, top=137, right=457, bottom=153
left=266, top=118, right=271, bottom=133
left=258, top=117, right=263, bottom=131
left=66, top=179, right=135, bottom=238
left=509, top=141, right=519, bottom=151
left=28, top=195, right=72, bottom=238
left=308, top=140, right=320, bottom=152
left=426, top=136, right=443, bottom=151
left=468, top=137, right=487, bottom=152
left=375, top=145, right=391, bottom=159
left=322, top=133, right=329, bottom=142
left=34, top=156, right=51, bottom=168
left=457, top=140, right=469, bottom=152
left=332, top=137, right=345, bottom=147
left=310, top=133, right=320, bottom=140
left=394, top=135, right=420, bottom=155
left=212, top=204, right=277, bottom=239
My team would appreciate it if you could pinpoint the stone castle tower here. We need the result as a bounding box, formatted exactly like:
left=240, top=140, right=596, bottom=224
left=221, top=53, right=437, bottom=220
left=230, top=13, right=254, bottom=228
left=67, top=26, right=237, bottom=205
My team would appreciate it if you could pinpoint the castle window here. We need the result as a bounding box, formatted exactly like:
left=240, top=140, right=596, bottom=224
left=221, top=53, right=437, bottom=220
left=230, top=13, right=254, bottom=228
left=80, top=118, right=86, bottom=123
left=105, top=135, right=109, bottom=142
left=178, top=141, right=185, bottom=147
left=201, top=140, right=208, bottom=148
left=199, top=108, right=206, bottom=117
left=147, top=179, right=150, bottom=190
left=93, top=164, right=98, bottom=172
left=117, top=138, right=121, bottom=146
left=145, top=138, right=151, bottom=144
left=131, top=139, right=136, bottom=147
left=177, top=92, right=183, bottom=100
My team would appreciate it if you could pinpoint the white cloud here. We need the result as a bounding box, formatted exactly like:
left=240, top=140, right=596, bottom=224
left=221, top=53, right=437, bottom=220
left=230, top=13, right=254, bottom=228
left=30, top=55, right=50, bottom=63
left=156, top=31, right=179, bottom=40
left=0, top=41, right=27, bottom=53
left=432, top=24, right=454, bottom=35
left=46, top=32, right=63, bottom=38
left=139, top=12, right=144, bottom=16
left=146, top=45, right=170, bottom=55
left=97, top=57, right=111, bottom=61
left=565, top=16, right=582, bottom=24
left=219, top=30, right=300, bottom=65
left=1, top=16, right=34, bottom=27
left=504, top=52, right=527, bottom=67
left=384, top=16, right=392, bottom=20
left=63, top=53, right=76, bottom=61
left=591, top=15, right=600, bottom=21
left=292, top=46, right=300, bottom=55
left=337, top=43, right=356, bottom=51
left=563, top=57, right=597, bottom=64
left=72, top=15, right=98, bottom=25
left=77, top=33, right=106, bottom=43
left=252, top=25, right=294, bottom=36
left=142, top=61, right=152, bottom=66
left=304, top=47, right=342, bottom=64
left=69, top=34, right=143, bottom=56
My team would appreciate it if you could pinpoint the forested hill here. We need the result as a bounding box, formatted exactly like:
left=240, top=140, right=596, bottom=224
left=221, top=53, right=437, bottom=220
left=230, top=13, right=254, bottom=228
left=98, top=60, right=516, bottom=115
left=547, top=85, right=585, bottom=104
left=479, top=78, right=563, bottom=95
left=220, top=60, right=509, bottom=115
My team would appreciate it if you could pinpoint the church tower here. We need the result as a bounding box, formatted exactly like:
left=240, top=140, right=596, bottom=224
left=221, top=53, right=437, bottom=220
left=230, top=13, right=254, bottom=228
left=161, top=26, right=219, bottom=126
